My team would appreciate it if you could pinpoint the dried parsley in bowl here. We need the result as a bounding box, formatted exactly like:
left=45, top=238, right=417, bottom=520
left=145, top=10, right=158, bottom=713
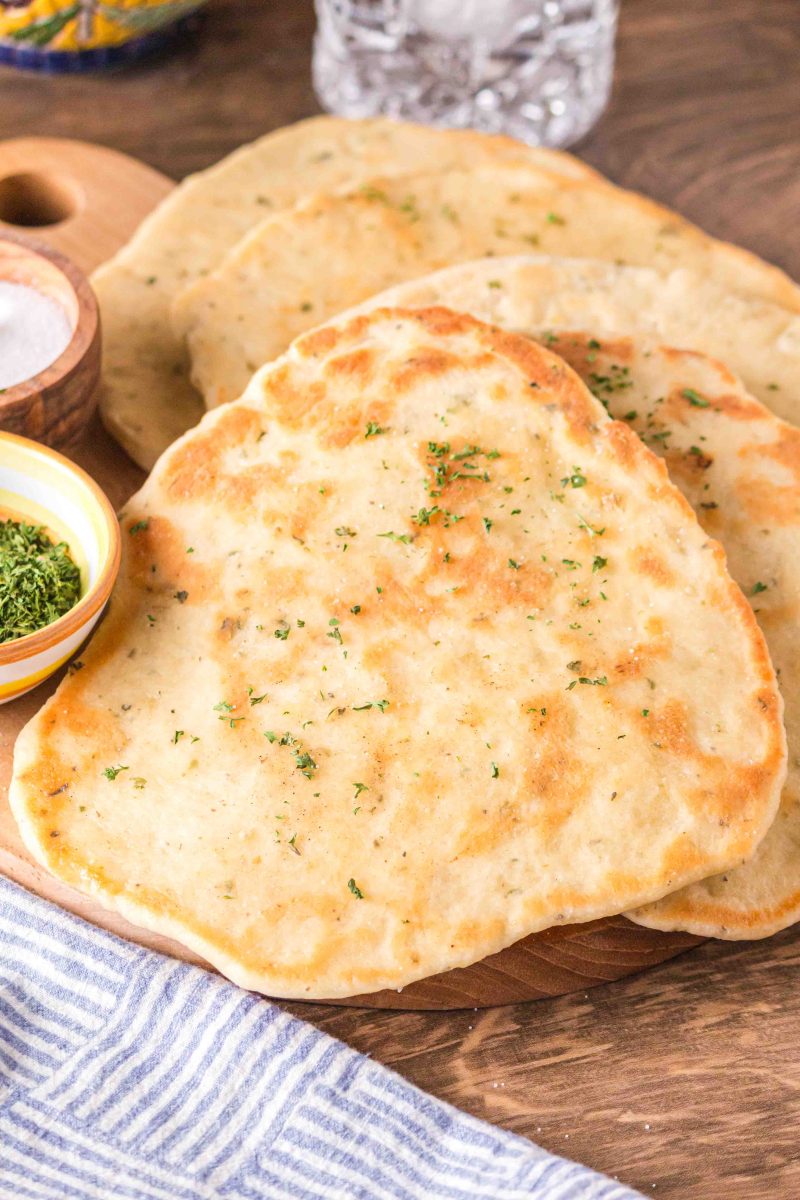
left=0, top=519, right=81, bottom=643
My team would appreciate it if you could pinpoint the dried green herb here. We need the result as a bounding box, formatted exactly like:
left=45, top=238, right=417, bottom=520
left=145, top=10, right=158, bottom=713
left=0, top=520, right=81, bottom=643
left=103, top=765, right=128, bottom=781
left=681, top=388, right=710, bottom=408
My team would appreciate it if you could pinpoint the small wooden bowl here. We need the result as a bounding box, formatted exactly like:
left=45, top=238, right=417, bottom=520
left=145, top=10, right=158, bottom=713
left=0, top=230, right=100, bottom=449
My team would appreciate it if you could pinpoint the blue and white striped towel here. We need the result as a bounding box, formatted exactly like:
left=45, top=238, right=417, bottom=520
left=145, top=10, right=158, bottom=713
left=0, top=875, right=643, bottom=1199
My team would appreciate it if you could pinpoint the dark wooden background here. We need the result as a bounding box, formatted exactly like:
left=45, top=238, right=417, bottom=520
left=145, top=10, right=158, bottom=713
left=2, top=1, right=800, bottom=1195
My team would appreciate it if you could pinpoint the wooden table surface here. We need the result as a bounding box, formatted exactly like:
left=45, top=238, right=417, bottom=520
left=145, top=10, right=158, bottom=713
left=2, top=1, right=800, bottom=1195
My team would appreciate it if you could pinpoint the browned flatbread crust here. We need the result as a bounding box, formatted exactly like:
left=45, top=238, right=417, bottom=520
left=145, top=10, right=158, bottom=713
left=11, top=309, right=785, bottom=996
left=541, top=334, right=800, bottom=939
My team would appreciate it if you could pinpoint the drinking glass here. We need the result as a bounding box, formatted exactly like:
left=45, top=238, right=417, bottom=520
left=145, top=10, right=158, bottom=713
left=313, top=0, right=619, bottom=148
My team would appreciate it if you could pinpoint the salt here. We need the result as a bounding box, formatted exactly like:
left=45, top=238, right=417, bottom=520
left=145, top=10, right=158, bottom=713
left=0, top=281, right=72, bottom=390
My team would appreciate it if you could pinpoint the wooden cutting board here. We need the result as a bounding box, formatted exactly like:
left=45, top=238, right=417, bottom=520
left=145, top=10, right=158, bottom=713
left=0, top=136, right=706, bottom=1008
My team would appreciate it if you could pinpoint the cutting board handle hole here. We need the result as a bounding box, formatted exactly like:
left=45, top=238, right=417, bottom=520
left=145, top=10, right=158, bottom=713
left=0, top=171, right=82, bottom=229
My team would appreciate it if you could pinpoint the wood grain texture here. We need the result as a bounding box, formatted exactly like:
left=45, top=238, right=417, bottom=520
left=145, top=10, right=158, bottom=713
left=1, top=0, right=799, bottom=1194
left=0, top=138, right=173, bottom=272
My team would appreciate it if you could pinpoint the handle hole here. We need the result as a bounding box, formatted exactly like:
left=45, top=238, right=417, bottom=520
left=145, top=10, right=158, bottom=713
left=0, top=172, right=81, bottom=228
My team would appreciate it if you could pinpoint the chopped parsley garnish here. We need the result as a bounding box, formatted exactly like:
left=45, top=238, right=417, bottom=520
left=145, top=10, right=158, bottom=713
left=353, top=699, right=389, bottom=712
left=578, top=515, right=605, bottom=537
left=350, top=605, right=362, bottom=615
left=682, top=388, right=710, bottom=408
left=348, top=878, right=365, bottom=899
left=365, top=422, right=386, bottom=438
left=562, top=558, right=581, bottom=570
left=546, top=211, right=566, bottom=225
left=265, top=730, right=318, bottom=778
left=561, top=467, right=586, bottom=489
left=588, top=364, right=633, bottom=405
left=360, top=184, right=389, bottom=203
left=129, top=519, right=150, bottom=535
left=214, top=700, right=245, bottom=728
left=293, top=750, right=317, bottom=779
left=378, top=531, right=412, bottom=544
left=508, top=559, right=521, bottom=570
left=567, top=676, right=608, bottom=690
left=491, top=762, right=499, bottom=778
left=274, top=623, right=290, bottom=640
left=102, top=765, right=128, bottom=781
left=750, top=581, right=768, bottom=596
left=172, top=730, right=184, bottom=744
left=0, top=519, right=81, bottom=643
left=353, top=782, right=369, bottom=798
left=335, top=526, right=357, bottom=538
left=423, top=442, right=495, bottom=497
left=592, top=555, right=607, bottom=572
left=482, top=517, right=493, bottom=534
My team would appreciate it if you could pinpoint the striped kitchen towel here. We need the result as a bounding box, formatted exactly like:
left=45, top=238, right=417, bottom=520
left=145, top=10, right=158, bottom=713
left=0, top=875, right=643, bottom=1200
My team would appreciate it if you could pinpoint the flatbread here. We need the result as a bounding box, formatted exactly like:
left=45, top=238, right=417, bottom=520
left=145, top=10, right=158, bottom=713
left=357, top=254, right=800, bottom=423
left=10, top=309, right=785, bottom=997
left=541, top=335, right=800, bottom=940
left=173, top=165, right=800, bottom=412
left=94, top=116, right=597, bottom=470
left=363, top=262, right=800, bottom=938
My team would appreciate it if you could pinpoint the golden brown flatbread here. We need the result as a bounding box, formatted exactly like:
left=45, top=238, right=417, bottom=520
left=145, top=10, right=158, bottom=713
left=11, top=309, right=785, bottom=995
left=549, top=334, right=800, bottom=939
left=173, top=167, right=800, bottom=414
left=95, top=117, right=597, bottom=469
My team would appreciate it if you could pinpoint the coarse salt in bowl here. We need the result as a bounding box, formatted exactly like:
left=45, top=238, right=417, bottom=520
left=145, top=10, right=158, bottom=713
left=0, top=232, right=101, bottom=449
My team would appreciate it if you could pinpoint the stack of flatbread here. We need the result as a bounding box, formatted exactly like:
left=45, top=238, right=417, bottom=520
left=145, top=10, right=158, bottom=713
left=11, top=117, right=800, bottom=998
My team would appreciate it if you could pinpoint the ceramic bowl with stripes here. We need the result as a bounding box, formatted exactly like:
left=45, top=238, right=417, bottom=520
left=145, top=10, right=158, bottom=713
left=0, top=431, right=120, bottom=703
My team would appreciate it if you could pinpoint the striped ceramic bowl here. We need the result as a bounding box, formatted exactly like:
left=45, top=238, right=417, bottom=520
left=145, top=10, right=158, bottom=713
left=0, top=431, right=120, bottom=703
